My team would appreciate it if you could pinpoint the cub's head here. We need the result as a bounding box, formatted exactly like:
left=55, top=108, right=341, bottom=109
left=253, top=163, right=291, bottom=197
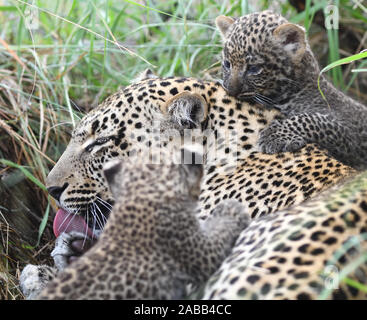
left=103, top=146, right=204, bottom=206
left=46, top=79, right=207, bottom=232
left=216, top=10, right=318, bottom=106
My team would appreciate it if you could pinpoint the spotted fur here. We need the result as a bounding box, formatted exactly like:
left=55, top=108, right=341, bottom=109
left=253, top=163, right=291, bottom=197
left=20, top=75, right=355, bottom=299
left=203, top=171, right=367, bottom=300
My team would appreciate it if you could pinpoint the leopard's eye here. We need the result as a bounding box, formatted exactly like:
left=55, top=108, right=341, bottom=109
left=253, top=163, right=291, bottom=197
left=222, top=60, right=231, bottom=70
left=85, top=136, right=113, bottom=153
left=247, top=65, right=262, bottom=75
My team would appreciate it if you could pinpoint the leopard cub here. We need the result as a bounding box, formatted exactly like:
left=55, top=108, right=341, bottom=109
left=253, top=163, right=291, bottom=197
left=216, top=10, right=367, bottom=170
left=33, top=147, right=250, bottom=299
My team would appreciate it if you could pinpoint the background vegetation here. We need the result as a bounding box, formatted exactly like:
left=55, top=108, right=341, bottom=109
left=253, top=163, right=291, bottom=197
left=0, top=0, right=366, bottom=299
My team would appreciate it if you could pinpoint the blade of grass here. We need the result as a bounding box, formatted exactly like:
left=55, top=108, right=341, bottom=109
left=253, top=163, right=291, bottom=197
left=0, top=159, right=47, bottom=191
left=122, top=0, right=184, bottom=21
left=317, top=50, right=367, bottom=106
left=0, top=37, right=27, bottom=69
left=323, top=0, right=344, bottom=89
left=0, top=118, right=55, bottom=164
left=342, top=277, right=367, bottom=293
left=290, top=2, right=325, bottom=24
left=318, top=252, right=367, bottom=299
left=345, top=59, right=367, bottom=91
left=22, top=200, right=51, bottom=249
left=303, top=0, right=313, bottom=32
left=55, top=52, right=88, bottom=81
left=87, top=3, right=96, bottom=84
left=36, top=201, right=50, bottom=247
left=0, top=6, right=17, bottom=11
left=14, top=0, right=154, bottom=67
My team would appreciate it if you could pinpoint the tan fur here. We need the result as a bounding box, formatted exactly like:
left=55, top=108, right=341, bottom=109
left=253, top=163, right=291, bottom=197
left=215, top=15, right=235, bottom=38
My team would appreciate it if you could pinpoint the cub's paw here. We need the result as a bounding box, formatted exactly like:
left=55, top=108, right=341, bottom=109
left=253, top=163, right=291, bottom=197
left=19, top=264, right=57, bottom=300
left=51, top=231, right=96, bottom=271
left=210, top=199, right=250, bottom=231
left=258, top=120, right=306, bottom=154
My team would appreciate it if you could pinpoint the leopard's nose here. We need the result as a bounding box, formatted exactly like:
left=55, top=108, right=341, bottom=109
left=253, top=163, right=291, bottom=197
left=225, top=76, right=242, bottom=97
left=47, top=183, right=69, bottom=202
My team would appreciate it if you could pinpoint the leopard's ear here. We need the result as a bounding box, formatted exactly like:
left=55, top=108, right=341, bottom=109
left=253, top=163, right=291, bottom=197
left=273, top=23, right=306, bottom=61
left=216, top=15, right=235, bottom=39
left=133, top=68, right=158, bottom=82
left=162, top=91, right=208, bottom=129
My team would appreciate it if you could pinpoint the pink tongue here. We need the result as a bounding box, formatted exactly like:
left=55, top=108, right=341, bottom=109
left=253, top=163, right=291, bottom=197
left=53, top=209, right=94, bottom=238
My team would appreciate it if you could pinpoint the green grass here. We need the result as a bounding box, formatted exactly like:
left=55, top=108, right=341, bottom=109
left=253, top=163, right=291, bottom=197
left=0, top=0, right=366, bottom=300
left=318, top=50, right=367, bottom=106
left=318, top=233, right=367, bottom=299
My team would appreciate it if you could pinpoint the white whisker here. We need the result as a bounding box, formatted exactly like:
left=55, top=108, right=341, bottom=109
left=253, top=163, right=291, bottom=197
left=254, top=93, right=277, bottom=106
left=95, top=196, right=113, bottom=209
left=61, top=208, right=78, bottom=234
left=280, top=77, right=302, bottom=90
left=92, top=203, right=105, bottom=230
left=94, top=202, right=108, bottom=225
left=57, top=211, right=72, bottom=231
left=90, top=204, right=97, bottom=237
left=82, top=206, right=89, bottom=248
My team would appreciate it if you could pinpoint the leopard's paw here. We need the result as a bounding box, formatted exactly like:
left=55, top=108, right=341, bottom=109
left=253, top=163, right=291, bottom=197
left=209, top=199, right=250, bottom=232
left=258, top=121, right=306, bottom=154
left=51, top=231, right=96, bottom=271
left=19, top=264, right=57, bottom=300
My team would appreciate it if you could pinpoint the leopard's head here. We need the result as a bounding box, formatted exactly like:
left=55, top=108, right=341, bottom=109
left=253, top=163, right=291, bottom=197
left=46, top=79, right=207, bottom=233
left=216, top=10, right=319, bottom=107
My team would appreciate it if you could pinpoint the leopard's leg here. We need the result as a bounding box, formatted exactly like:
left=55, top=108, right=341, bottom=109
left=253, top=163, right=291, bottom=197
left=258, top=112, right=364, bottom=168
left=171, top=199, right=250, bottom=285
left=19, top=264, right=58, bottom=300
left=19, top=231, right=95, bottom=299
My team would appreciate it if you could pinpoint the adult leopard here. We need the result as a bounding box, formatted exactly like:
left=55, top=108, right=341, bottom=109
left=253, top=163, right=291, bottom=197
left=19, top=73, right=355, bottom=299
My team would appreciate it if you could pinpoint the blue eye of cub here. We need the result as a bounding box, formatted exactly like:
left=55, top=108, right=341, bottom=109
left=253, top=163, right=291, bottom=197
left=247, top=65, right=262, bottom=75
left=223, top=60, right=231, bottom=69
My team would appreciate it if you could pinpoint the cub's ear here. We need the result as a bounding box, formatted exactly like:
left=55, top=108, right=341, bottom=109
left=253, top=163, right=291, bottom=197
left=103, top=160, right=122, bottom=198
left=162, top=91, right=208, bottom=129
left=215, top=15, right=235, bottom=39
left=273, top=23, right=306, bottom=61
left=133, top=68, right=158, bottom=82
